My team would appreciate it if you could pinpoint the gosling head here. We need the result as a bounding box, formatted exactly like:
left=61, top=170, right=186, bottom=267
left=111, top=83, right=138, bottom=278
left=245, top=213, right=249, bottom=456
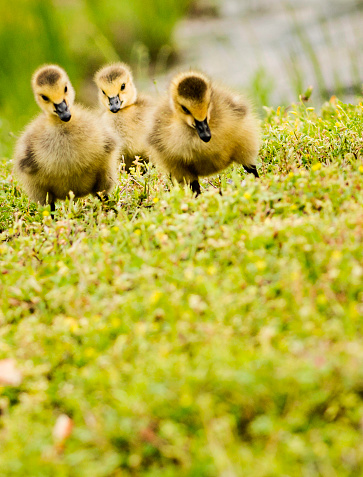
left=170, top=71, right=212, bottom=143
left=32, top=65, right=74, bottom=122
left=94, top=63, right=137, bottom=113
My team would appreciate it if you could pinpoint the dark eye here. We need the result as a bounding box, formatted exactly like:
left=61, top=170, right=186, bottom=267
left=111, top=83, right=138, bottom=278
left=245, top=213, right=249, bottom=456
left=41, top=95, right=49, bottom=102
left=102, top=90, right=106, bottom=96
left=181, top=105, right=190, bottom=115
left=121, top=83, right=126, bottom=91
left=64, top=85, right=68, bottom=93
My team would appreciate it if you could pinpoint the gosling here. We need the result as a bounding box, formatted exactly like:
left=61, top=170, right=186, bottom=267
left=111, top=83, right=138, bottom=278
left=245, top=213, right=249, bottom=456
left=147, top=71, right=261, bottom=195
left=13, top=65, right=119, bottom=214
left=94, top=63, right=156, bottom=172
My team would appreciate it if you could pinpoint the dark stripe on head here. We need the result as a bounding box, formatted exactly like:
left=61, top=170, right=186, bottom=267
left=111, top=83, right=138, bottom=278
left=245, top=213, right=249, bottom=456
left=36, top=68, right=61, bottom=87
left=177, top=76, right=208, bottom=101
left=102, top=68, right=125, bottom=83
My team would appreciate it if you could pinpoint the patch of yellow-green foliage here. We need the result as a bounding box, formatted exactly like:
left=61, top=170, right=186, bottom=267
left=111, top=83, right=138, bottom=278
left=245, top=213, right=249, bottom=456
left=1, top=98, right=363, bottom=476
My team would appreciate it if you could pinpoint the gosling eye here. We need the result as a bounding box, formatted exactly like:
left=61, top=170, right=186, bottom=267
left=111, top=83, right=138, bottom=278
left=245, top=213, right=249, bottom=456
left=181, top=105, right=191, bottom=115
left=102, top=90, right=106, bottom=96
left=121, top=83, right=126, bottom=91
left=64, top=85, right=68, bottom=93
left=41, top=95, right=49, bottom=102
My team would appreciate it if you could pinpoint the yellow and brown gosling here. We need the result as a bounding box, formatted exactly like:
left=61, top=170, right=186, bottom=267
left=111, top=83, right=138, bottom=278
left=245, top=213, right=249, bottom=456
left=94, top=62, right=156, bottom=172
left=147, top=70, right=261, bottom=195
left=13, top=64, right=119, bottom=215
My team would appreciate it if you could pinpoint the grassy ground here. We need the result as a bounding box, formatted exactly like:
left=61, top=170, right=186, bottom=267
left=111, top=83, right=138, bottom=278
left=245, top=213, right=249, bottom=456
left=1, top=98, right=363, bottom=476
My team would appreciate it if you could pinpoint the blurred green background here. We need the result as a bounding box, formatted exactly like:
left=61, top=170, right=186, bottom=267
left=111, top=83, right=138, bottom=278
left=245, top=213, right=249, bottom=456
left=1, top=0, right=363, bottom=159
left=0, top=0, right=191, bottom=151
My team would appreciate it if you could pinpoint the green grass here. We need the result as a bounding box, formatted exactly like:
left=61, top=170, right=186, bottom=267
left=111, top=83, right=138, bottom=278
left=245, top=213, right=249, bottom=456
left=1, top=98, right=363, bottom=476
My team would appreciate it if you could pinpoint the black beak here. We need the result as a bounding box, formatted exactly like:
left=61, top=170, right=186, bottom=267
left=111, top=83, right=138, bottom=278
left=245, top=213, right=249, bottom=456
left=195, top=118, right=211, bottom=142
left=54, top=100, right=71, bottom=122
left=109, top=95, right=121, bottom=113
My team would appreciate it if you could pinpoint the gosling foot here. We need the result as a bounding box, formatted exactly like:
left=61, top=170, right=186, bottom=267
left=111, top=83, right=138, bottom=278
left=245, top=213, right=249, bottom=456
left=50, top=202, right=55, bottom=219
left=190, top=180, right=201, bottom=197
left=243, top=165, right=259, bottom=178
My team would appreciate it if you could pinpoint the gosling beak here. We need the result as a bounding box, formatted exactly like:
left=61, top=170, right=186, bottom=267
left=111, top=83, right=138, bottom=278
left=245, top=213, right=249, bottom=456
left=54, top=100, right=71, bottom=122
left=109, top=95, right=121, bottom=113
left=195, top=118, right=211, bottom=143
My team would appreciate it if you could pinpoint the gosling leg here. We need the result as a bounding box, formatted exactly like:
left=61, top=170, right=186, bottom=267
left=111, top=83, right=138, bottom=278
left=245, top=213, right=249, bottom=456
left=243, top=164, right=259, bottom=178
left=190, top=180, right=201, bottom=197
left=50, top=202, right=55, bottom=219
left=96, top=192, right=109, bottom=202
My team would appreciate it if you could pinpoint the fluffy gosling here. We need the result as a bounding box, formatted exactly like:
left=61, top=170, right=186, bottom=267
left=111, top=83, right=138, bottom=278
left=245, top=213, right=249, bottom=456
left=13, top=65, right=119, bottom=214
left=147, top=71, right=261, bottom=195
left=94, top=63, right=156, bottom=172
